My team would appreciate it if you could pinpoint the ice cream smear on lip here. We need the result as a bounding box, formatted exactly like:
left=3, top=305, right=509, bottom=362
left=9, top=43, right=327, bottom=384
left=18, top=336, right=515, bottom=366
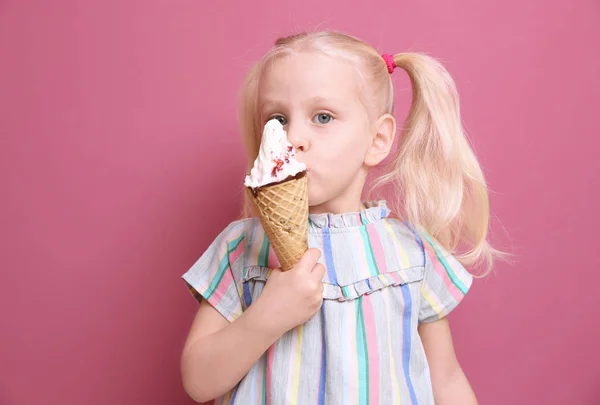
left=244, top=119, right=307, bottom=189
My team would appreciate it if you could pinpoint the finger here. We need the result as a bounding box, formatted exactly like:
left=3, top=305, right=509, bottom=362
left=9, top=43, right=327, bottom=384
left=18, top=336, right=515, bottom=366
left=311, top=262, right=326, bottom=282
left=293, top=248, right=322, bottom=273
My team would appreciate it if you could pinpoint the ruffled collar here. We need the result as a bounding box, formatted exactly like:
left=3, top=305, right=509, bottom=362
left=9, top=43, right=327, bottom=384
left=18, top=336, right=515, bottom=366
left=308, top=200, right=390, bottom=230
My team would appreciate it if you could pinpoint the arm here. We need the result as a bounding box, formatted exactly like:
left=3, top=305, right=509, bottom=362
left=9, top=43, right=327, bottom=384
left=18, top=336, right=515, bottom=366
left=181, top=299, right=282, bottom=403
left=181, top=249, right=325, bottom=403
left=418, top=317, right=478, bottom=405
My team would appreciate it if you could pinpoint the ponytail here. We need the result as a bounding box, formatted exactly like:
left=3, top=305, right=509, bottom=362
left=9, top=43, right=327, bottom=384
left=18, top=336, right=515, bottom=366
left=372, top=53, right=496, bottom=270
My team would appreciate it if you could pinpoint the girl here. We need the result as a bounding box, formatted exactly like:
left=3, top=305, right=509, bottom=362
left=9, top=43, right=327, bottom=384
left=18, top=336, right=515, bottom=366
left=181, top=30, right=497, bottom=404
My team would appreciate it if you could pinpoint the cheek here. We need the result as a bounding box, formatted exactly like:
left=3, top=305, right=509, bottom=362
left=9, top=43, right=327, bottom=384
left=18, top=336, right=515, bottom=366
left=326, top=140, right=367, bottom=171
left=306, top=158, right=360, bottom=205
left=308, top=148, right=363, bottom=191
left=305, top=125, right=369, bottom=205
left=307, top=127, right=368, bottom=175
left=320, top=130, right=367, bottom=160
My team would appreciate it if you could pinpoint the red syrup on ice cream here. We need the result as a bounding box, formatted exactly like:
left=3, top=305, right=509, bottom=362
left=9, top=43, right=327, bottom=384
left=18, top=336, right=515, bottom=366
left=271, top=158, right=285, bottom=177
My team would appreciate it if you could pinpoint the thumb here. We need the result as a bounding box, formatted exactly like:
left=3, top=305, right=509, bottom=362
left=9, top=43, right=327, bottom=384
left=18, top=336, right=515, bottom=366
left=293, top=248, right=322, bottom=273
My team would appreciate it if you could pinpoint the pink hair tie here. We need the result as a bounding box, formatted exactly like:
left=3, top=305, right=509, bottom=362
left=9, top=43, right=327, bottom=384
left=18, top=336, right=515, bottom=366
left=382, top=54, right=396, bottom=74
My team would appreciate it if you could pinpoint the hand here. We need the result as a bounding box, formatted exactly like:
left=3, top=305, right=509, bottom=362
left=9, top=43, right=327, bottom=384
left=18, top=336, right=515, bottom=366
left=255, top=248, right=325, bottom=334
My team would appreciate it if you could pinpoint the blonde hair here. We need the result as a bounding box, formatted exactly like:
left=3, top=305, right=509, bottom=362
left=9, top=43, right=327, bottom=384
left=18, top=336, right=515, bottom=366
left=237, top=30, right=500, bottom=272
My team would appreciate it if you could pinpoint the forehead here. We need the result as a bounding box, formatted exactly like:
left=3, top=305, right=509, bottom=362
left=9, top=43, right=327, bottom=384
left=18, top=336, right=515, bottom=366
left=259, top=51, right=360, bottom=104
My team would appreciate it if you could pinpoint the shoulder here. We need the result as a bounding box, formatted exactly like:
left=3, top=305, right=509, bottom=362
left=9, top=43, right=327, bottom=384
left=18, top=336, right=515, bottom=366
left=380, top=218, right=427, bottom=266
left=182, top=217, right=264, bottom=279
left=383, top=218, right=424, bottom=247
left=230, top=217, right=268, bottom=251
left=214, top=217, right=273, bottom=268
left=380, top=219, right=468, bottom=274
left=213, top=217, right=262, bottom=243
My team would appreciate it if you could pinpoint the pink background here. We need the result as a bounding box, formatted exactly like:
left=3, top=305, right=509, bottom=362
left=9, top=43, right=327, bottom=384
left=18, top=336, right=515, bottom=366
left=1, top=1, right=599, bottom=404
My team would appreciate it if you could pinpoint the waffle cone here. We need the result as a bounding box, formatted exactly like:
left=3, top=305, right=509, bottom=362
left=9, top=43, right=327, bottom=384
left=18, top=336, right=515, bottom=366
left=248, top=172, right=308, bottom=271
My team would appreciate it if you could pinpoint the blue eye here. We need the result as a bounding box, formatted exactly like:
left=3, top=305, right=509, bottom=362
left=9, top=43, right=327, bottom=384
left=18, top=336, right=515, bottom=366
left=271, top=115, right=288, bottom=126
left=313, top=113, right=333, bottom=124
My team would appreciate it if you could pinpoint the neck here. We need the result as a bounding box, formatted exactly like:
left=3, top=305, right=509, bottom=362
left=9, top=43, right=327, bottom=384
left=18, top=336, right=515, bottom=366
left=309, top=166, right=370, bottom=215
left=309, top=200, right=366, bottom=216
left=309, top=172, right=368, bottom=215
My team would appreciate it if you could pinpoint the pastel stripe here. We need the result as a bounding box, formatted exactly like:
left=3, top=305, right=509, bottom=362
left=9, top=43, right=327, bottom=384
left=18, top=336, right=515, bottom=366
left=383, top=220, right=410, bottom=268
left=362, top=294, right=380, bottom=405
left=266, top=344, right=275, bottom=405
left=208, top=267, right=235, bottom=304
left=420, top=280, right=445, bottom=317
left=356, top=297, right=369, bottom=404
left=229, top=237, right=245, bottom=268
left=262, top=354, right=268, bottom=405
left=366, top=223, right=388, bottom=273
left=348, top=300, right=359, bottom=405
left=357, top=213, right=373, bottom=279
left=353, top=226, right=373, bottom=280
left=235, top=268, right=245, bottom=310
left=258, top=235, right=270, bottom=267
left=286, top=330, right=299, bottom=401
left=382, top=287, right=402, bottom=403
left=249, top=227, right=263, bottom=269
left=404, top=223, right=469, bottom=296
left=388, top=270, right=404, bottom=285
left=322, top=227, right=339, bottom=285
left=359, top=225, right=380, bottom=276
left=317, top=306, right=327, bottom=405
left=421, top=233, right=469, bottom=294
left=243, top=281, right=252, bottom=308
left=342, top=298, right=350, bottom=405
left=223, top=238, right=244, bottom=314
left=290, top=325, right=304, bottom=404
left=400, top=284, right=418, bottom=405
left=205, top=233, right=244, bottom=298
left=427, top=249, right=465, bottom=303
left=248, top=359, right=258, bottom=404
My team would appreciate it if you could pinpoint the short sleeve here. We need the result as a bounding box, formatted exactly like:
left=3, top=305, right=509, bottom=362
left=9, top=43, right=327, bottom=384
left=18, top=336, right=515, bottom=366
left=417, top=231, right=474, bottom=323
left=181, top=220, right=246, bottom=322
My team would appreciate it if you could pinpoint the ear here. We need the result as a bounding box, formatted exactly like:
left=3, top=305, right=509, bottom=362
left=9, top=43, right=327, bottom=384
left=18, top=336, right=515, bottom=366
left=364, top=113, right=396, bottom=167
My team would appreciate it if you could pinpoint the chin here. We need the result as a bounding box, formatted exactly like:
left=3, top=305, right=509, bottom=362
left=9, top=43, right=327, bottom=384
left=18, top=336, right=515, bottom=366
left=307, top=195, right=321, bottom=208
left=307, top=193, right=323, bottom=208
left=307, top=191, right=333, bottom=211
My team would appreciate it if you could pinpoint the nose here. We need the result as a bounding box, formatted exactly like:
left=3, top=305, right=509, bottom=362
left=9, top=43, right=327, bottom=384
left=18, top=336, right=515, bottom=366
left=286, top=123, right=308, bottom=152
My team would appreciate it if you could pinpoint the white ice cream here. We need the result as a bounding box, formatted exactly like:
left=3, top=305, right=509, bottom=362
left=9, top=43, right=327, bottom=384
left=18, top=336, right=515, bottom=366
left=244, top=119, right=306, bottom=189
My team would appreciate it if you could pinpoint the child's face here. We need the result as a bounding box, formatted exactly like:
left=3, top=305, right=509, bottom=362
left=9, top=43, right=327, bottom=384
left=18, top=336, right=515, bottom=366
left=258, top=51, right=373, bottom=213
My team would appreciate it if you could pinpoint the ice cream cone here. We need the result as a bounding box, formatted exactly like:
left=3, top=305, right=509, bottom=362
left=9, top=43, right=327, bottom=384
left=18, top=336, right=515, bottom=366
left=248, top=171, right=308, bottom=271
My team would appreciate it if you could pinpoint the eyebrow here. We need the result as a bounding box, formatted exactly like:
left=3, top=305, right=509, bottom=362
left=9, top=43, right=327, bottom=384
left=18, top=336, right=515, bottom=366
left=304, top=95, right=346, bottom=107
left=260, top=95, right=347, bottom=110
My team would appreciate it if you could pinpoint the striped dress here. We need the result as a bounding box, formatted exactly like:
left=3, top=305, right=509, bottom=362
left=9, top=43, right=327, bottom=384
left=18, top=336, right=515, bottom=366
left=182, top=200, right=473, bottom=405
